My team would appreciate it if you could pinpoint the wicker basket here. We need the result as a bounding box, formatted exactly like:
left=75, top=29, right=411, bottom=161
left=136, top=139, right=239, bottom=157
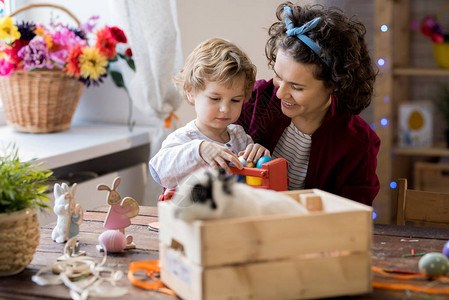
left=0, top=70, right=84, bottom=133
left=0, top=208, right=40, bottom=276
left=0, top=4, right=84, bottom=133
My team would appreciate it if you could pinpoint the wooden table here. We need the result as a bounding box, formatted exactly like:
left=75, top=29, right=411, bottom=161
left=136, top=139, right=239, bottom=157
left=1, top=206, right=449, bottom=299
left=0, top=206, right=171, bottom=300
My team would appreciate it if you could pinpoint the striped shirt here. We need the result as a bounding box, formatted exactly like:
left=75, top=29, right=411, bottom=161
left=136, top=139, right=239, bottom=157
left=272, top=122, right=312, bottom=190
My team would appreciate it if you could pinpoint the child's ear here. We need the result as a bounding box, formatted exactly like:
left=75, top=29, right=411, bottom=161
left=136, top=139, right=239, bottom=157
left=186, top=89, right=195, bottom=104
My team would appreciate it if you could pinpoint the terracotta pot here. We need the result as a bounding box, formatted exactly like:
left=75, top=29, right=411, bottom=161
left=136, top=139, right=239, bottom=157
left=0, top=208, right=40, bottom=276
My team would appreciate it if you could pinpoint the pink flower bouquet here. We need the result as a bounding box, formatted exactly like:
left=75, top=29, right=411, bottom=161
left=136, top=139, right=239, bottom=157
left=0, top=15, right=135, bottom=87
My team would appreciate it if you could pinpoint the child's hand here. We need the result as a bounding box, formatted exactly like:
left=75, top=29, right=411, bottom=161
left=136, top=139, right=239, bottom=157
left=238, top=144, right=270, bottom=164
left=199, top=141, right=243, bottom=175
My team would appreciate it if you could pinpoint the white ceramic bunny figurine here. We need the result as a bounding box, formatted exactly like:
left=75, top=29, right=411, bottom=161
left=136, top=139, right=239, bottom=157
left=51, top=183, right=83, bottom=243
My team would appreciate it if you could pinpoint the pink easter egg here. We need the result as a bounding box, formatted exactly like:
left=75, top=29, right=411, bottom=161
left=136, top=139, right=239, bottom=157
left=98, top=230, right=127, bottom=253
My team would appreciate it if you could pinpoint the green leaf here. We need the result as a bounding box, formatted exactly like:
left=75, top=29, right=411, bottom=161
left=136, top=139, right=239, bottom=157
left=0, top=144, right=53, bottom=213
left=110, top=70, right=125, bottom=88
left=117, top=53, right=136, bottom=72
left=127, top=58, right=136, bottom=72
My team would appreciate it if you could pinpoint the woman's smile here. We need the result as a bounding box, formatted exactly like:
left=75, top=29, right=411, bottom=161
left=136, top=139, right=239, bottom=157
left=281, top=99, right=296, bottom=108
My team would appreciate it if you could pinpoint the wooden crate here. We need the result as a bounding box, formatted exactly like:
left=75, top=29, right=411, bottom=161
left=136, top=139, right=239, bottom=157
left=158, top=189, right=373, bottom=300
left=414, top=161, right=449, bottom=193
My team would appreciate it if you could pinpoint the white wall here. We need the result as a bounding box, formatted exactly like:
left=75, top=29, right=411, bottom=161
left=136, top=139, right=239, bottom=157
left=9, top=0, right=371, bottom=128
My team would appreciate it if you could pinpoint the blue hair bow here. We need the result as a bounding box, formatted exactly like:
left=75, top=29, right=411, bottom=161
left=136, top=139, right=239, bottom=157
left=284, top=6, right=331, bottom=67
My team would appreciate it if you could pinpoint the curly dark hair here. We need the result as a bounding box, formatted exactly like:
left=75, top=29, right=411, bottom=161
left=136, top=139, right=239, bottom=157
left=265, top=2, right=377, bottom=115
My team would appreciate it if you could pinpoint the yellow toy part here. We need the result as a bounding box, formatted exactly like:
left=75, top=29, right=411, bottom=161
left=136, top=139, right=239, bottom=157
left=245, top=163, right=262, bottom=186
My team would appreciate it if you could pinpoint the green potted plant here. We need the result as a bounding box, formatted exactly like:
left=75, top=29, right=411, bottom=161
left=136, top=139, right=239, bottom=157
left=432, top=84, right=449, bottom=147
left=0, top=145, right=53, bottom=276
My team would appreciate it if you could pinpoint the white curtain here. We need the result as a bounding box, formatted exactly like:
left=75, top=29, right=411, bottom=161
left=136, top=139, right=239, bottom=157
left=111, top=0, right=183, bottom=157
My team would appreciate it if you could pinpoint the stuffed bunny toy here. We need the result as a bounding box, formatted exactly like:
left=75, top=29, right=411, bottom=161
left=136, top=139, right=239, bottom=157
left=171, top=168, right=309, bottom=221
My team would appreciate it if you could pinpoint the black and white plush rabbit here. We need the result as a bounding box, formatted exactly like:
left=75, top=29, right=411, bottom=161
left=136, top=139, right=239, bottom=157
left=171, top=168, right=308, bottom=221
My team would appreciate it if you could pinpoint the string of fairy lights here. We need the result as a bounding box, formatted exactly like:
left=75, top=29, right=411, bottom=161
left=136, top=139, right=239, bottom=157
left=377, top=23, right=398, bottom=191
left=370, top=22, right=395, bottom=220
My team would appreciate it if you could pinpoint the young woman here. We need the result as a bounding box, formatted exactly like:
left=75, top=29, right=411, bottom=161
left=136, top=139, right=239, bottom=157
left=237, top=2, right=380, bottom=205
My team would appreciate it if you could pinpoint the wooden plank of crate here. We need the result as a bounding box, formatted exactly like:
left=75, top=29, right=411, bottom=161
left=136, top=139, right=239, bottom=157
left=284, top=189, right=373, bottom=212
left=203, top=251, right=371, bottom=300
left=159, top=204, right=372, bottom=267
left=158, top=191, right=372, bottom=267
left=158, top=201, right=204, bottom=264
left=200, top=210, right=372, bottom=267
left=160, top=243, right=203, bottom=300
left=160, top=243, right=371, bottom=300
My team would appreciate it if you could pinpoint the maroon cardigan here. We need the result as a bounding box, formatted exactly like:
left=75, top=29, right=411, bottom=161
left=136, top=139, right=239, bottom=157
left=237, top=79, right=380, bottom=206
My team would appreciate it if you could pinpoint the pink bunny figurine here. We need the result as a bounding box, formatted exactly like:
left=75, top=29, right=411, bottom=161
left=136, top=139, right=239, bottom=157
left=97, top=177, right=139, bottom=248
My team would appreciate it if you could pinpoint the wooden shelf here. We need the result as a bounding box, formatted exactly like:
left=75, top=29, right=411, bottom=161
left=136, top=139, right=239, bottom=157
left=374, top=0, right=449, bottom=223
left=393, top=146, right=449, bottom=157
left=393, top=68, right=449, bottom=76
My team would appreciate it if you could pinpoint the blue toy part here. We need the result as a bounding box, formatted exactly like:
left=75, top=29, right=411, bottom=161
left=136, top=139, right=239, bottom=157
left=230, top=156, right=248, bottom=182
left=256, top=156, right=273, bottom=169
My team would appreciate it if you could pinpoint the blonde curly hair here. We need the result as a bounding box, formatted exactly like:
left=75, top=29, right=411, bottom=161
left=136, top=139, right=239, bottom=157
left=174, top=38, right=256, bottom=103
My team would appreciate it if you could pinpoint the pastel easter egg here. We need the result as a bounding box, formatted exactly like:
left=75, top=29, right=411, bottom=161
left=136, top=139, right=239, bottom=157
left=418, top=252, right=449, bottom=277
left=443, top=241, right=449, bottom=258
left=98, top=230, right=127, bottom=253
left=256, top=156, right=272, bottom=169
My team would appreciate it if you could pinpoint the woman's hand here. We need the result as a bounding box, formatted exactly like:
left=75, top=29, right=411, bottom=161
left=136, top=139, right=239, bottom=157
left=238, top=143, right=271, bottom=164
left=199, top=141, right=242, bottom=175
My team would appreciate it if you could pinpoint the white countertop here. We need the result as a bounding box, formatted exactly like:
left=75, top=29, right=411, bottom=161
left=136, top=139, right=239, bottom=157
left=0, top=123, right=153, bottom=169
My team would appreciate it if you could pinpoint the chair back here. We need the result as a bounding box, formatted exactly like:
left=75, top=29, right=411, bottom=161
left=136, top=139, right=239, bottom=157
left=397, top=178, right=449, bottom=228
